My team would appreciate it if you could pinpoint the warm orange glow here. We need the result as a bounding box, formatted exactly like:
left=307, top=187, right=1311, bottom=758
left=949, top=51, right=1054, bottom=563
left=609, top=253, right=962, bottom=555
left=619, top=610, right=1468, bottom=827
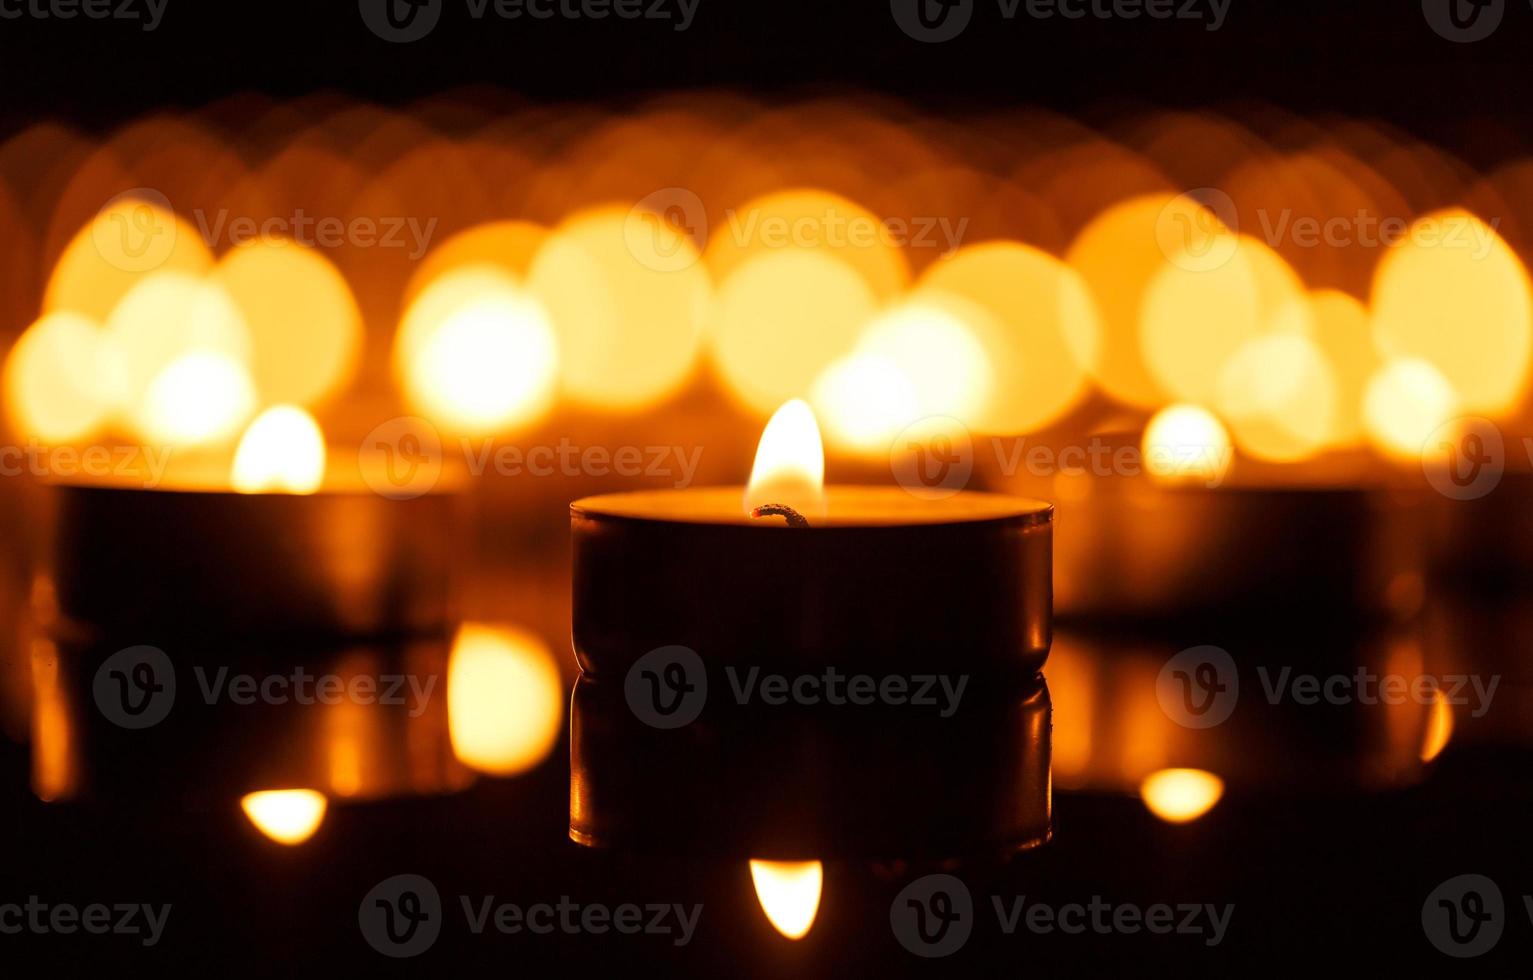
left=240, top=789, right=328, bottom=845
left=1142, top=405, right=1232, bottom=484
left=1363, top=358, right=1459, bottom=461
left=745, top=399, right=827, bottom=518
left=214, top=241, right=363, bottom=407
left=811, top=351, right=918, bottom=454
left=3, top=312, right=114, bottom=442
left=749, top=860, right=823, bottom=940
left=1420, top=692, right=1455, bottom=764
left=1066, top=193, right=1220, bottom=408
left=104, top=271, right=253, bottom=435
left=918, top=242, right=1100, bottom=433
left=30, top=638, right=75, bottom=803
left=811, top=297, right=992, bottom=454
left=711, top=250, right=877, bottom=417
left=1308, top=290, right=1378, bottom=448
left=1141, top=236, right=1307, bottom=406
left=136, top=351, right=257, bottom=448
left=405, top=221, right=548, bottom=308
left=1140, top=769, right=1225, bottom=824
left=45, top=196, right=212, bottom=322
left=529, top=206, right=710, bottom=410
left=704, top=189, right=910, bottom=300
left=1371, top=209, right=1532, bottom=415
left=1216, top=330, right=1338, bottom=462
left=447, top=624, right=564, bottom=777
left=232, top=406, right=326, bottom=494
left=396, top=267, right=559, bottom=434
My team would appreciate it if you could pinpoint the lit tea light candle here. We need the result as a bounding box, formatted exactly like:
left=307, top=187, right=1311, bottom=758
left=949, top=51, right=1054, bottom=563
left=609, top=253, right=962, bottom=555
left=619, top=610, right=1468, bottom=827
left=572, top=400, right=1053, bottom=682
left=48, top=408, right=462, bottom=636
left=35, top=407, right=469, bottom=806
left=569, top=401, right=1055, bottom=859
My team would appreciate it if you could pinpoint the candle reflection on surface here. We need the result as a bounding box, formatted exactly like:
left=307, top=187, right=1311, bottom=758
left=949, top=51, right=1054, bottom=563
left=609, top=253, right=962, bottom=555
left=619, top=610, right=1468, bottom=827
left=240, top=789, right=328, bottom=846
left=446, top=624, right=564, bottom=777
left=1140, top=769, right=1225, bottom=824
left=749, top=859, right=824, bottom=941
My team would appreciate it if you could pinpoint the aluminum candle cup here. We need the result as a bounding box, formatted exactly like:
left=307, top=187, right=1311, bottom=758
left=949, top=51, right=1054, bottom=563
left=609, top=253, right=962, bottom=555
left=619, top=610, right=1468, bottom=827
left=571, top=676, right=1052, bottom=858
left=569, top=486, right=1054, bottom=858
left=33, top=470, right=469, bottom=805
left=571, top=487, right=1053, bottom=681
left=47, top=476, right=463, bottom=637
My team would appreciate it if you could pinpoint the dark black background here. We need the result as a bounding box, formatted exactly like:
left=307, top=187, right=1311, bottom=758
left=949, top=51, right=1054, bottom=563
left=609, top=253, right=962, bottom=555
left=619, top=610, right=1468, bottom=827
left=0, top=0, right=1527, bottom=153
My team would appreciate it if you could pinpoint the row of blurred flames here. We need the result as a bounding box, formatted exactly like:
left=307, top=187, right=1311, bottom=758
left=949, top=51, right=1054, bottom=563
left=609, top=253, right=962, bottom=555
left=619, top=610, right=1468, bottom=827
left=0, top=92, right=1530, bottom=477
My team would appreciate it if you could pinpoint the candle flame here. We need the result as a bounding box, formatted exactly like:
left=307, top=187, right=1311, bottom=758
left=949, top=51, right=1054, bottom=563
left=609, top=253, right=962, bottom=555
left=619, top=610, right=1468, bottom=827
left=1142, top=404, right=1232, bottom=485
left=745, top=399, right=827, bottom=518
left=232, top=405, right=326, bottom=494
left=240, top=789, right=328, bottom=845
left=1140, top=768, right=1224, bottom=824
left=749, top=859, right=823, bottom=940
left=1420, top=691, right=1455, bottom=763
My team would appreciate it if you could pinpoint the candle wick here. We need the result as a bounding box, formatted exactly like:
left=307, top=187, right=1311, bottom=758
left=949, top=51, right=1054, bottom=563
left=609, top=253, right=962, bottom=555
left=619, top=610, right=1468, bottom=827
left=750, top=504, right=811, bottom=528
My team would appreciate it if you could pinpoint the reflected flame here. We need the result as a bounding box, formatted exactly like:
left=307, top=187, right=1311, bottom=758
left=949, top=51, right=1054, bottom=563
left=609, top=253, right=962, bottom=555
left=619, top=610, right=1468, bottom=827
left=745, top=399, right=827, bottom=518
left=447, top=624, right=564, bottom=776
left=240, top=789, right=328, bottom=845
left=232, top=406, right=326, bottom=494
left=1420, top=691, right=1455, bottom=763
left=1140, top=769, right=1225, bottom=824
left=749, top=860, right=823, bottom=940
